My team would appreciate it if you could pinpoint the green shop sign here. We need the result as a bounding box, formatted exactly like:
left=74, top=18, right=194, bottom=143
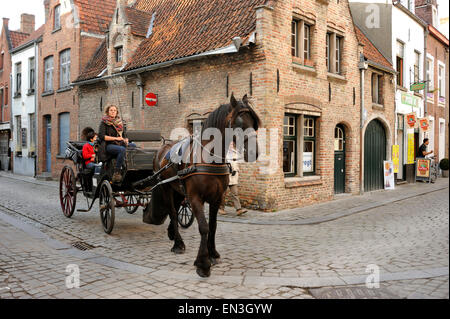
left=401, top=92, right=420, bottom=108
left=410, top=82, right=426, bottom=91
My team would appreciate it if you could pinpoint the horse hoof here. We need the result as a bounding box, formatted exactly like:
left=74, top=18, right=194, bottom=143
left=210, top=257, right=221, bottom=266
left=196, top=267, right=211, bottom=278
left=171, top=246, right=185, bottom=254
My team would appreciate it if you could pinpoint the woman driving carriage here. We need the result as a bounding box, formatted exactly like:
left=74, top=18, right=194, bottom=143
left=98, top=105, right=135, bottom=183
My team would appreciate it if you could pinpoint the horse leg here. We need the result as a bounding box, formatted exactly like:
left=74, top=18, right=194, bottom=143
left=208, top=199, right=221, bottom=265
left=190, top=196, right=211, bottom=277
left=166, top=189, right=185, bottom=254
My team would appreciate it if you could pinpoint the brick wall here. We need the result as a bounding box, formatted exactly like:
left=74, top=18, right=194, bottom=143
left=425, top=32, right=449, bottom=162
left=37, top=0, right=104, bottom=178
left=78, top=0, right=383, bottom=211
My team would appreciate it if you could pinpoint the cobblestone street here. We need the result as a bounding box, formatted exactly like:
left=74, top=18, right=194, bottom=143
left=0, top=172, right=448, bottom=299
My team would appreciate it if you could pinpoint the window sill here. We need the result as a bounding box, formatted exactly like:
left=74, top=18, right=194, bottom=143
left=15, top=152, right=22, bottom=157
left=327, top=73, right=347, bottom=82
left=56, top=155, right=66, bottom=159
left=13, top=93, right=21, bottom=99
left=372, top=103, right=384, bottom=110
left=284, top=175, right=322, bottom=188
left=42, top=90, right=54, bottom=97
left=51, top=27, right=61, bottom=34
left=26, top=89, right=35, bottom=96
left=57, top=87, right=72, bottom=93
left=413, top=92, right=423, bottom=98
left=292, top=63, right=317, bottom=75
left=397, top=86, right=408, bottom=92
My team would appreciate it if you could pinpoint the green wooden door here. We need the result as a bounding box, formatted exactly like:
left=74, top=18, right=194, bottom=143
left=364, top=120, right=386, bottom=192
left=334, top=125, right=345, bottom=194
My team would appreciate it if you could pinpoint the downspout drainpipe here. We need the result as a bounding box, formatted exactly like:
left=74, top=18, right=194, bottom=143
left=136, top=74, right=144, bottom=130
left=423, top=27, right=428, bottom=117
left=34, top=41, right=38, bottom=177
left=358, top=53, right=368, bottom=195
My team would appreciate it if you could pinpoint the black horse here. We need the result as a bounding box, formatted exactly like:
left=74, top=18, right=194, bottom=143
left=144, top=94, right=261, bottom=277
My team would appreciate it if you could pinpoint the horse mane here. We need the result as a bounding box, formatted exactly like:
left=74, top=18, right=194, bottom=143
left=201, top=99, right=261, bottom=133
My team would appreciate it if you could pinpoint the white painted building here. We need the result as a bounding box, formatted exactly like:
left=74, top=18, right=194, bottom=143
left=349, top=0, right=427, bottom=181
left=10, top=29, right=42, bottom=176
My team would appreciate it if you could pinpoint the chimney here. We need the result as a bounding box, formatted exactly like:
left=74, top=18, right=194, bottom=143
left=44, top=0, right=50, bottom=23
left=2, top=18, right=9, bottom=29
left=20, top=14, right=35, bottom=34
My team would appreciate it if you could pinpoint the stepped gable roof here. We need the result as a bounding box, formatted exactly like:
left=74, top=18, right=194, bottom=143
left=75, top=40, right=107, bottom=82
left=74, top=0, right=117, bottom=34
left=123, top=0, right=266, bottom=71
left=355, top=26, right=393, bottom=71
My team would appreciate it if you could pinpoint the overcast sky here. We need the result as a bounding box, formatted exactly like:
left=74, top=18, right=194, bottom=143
left=0, top=0, right=449, bottom=35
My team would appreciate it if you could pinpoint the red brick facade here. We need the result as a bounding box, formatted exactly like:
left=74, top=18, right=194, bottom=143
left=75, top=0, right=397, bottom=210
left=37, top=0, right=115, bottom=177
left=425, top=26, right=449, bottom=162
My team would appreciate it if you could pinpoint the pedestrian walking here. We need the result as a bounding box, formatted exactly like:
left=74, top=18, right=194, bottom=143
left=219, top=142, right=247, bottom=216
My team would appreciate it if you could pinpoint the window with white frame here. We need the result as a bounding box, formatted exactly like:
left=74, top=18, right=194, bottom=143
left=54, top=5, right=61, bottom=30
left=44, top=56, right=54, bottom=92
left=116, top=46, right=123, bottom=63
left=291, top=19, right=312, bottom=64
left=438, top=62, right=445, bottom=99
left=372, top=73, right=383, bottom=105
left=413, top=51, right=420, bottom=83
left=29, top=57, right=35, bottom=91
left=15, top=115, right=22, bottom=153
left=60, top=49, right=71, bottom=88
left=396, top=41, right=404, bottom=87
left=15, top=62, right=22, bottom=97
left=326, top=32, right=343, bottom=74
left=29, top=113, right=36, bottom=153
left=426, top=56, right=434, bottom=92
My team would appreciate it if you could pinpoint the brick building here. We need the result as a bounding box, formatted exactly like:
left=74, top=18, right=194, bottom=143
left=0, top=15, right=34, bottom=171
left=74, top=0, right=396, bottom=210
left=37, top=0, right=116, bottom=178
left=415, top=0, right=449, bottom=164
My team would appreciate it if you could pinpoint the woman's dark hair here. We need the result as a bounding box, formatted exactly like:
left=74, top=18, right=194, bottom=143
left=423, top=138, right=429, bottom=143
left=81, top=127, right=96, bottom=141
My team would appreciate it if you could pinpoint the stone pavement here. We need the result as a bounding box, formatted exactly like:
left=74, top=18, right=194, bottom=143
left=0, top=171, right=448, bottom=299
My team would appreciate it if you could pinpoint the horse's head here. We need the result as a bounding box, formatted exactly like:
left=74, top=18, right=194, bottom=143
left=228, top=94, right=261, bottom=162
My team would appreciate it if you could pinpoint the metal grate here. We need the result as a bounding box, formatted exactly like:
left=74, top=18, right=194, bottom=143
left=72, top=241, right=95, bottom=251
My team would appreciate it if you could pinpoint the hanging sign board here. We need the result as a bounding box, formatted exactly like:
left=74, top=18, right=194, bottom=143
left=384, top=161, right=395, bottom=190
left=392, top=145, right=400, bottom=174
left=410, top=82, right=426, bottom=91
left=416, top=158, right=431, bottom=182
left=406, top=113, right=416, bottom=128
left=419, top=118, right=429, bottom=131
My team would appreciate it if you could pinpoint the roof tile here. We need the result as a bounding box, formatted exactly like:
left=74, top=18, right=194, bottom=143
left=355, top=26, right=393, bottom=71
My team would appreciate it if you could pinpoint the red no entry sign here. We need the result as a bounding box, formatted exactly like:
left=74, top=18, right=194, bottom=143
left=145, top=92, right=158, bottom=107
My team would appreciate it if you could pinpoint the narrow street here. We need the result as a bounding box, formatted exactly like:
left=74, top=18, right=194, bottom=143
left=0, top=172, right=448, bottom=299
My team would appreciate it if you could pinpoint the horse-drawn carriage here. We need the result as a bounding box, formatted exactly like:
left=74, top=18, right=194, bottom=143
left=59, top=130, right=194, bottom=234
left=59, top=94, right=261, bottom=278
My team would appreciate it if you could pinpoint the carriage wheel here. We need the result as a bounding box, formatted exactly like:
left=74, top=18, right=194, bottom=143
left=124, top=195, right=139, bottom=214
left=178, top=200, right=194, bottom=228
left=59, top=166, right=77, bottom=218
left=99, top=180, right=115, bottom=234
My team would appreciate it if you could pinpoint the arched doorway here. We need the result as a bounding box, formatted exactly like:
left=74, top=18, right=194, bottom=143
left=334, top=124, right=346, bottom=194
left=364, top=119, right=386, bottom=192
